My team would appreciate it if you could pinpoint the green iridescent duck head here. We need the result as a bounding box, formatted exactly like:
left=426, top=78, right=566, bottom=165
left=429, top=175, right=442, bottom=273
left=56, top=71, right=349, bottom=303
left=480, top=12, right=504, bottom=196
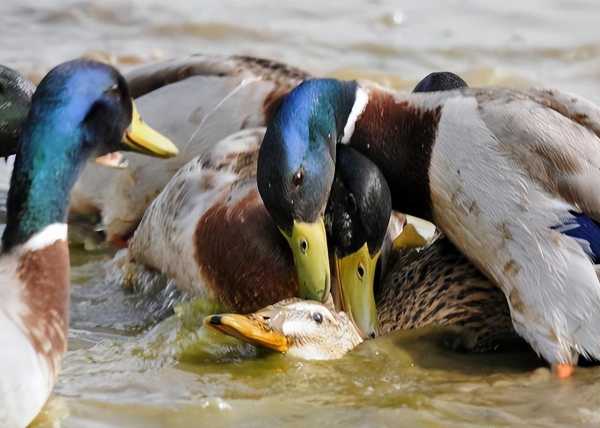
left=257, top=79, right=359, bottom=302
left=2, top=59, right=178, bottom=251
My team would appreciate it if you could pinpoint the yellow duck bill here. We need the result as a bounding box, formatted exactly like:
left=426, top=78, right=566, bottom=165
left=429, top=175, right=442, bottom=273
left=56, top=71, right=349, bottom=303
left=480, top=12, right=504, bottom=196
left=204, top=314, right=288, bottom=353
left=120, top=100, right=179, bottom=158
left=281, top=218, right=331, bottom=302
left=334, top=243, right=379, bottom=338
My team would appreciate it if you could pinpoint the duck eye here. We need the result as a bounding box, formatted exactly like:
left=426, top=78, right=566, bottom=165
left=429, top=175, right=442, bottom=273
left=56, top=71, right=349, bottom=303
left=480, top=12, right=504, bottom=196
left=104, top=83, right=119, bottom=98
left=299, top=238, right=308, bottom=254
left=357, top=263, right=365, bottom=280
left=312, top=312, right=323, bottom=324
left=292, top=168, right=304, bottom=187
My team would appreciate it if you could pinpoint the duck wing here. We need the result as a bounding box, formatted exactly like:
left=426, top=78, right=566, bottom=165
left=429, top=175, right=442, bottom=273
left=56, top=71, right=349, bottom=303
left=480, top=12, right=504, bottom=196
left=428, top=86, right=600, bottom=362
left=487, top=88, right=600, bottom=263
left=524, top=88, right=600, bottom=222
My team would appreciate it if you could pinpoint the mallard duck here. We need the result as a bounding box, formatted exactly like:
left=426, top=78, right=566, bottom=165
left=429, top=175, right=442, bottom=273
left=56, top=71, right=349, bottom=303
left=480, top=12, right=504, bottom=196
left=81, top=54, right=394, bottom=336
left=70, top=54, right=309, bottom=243
left=0, top=65, right=35, bottom=158
left=0, top=59, right=177, bottom=427
left=125, top=125, right=397, bottom=337
left=257, top=72, right=600, bottom=377
left=205, top=235, right=517, bottom=360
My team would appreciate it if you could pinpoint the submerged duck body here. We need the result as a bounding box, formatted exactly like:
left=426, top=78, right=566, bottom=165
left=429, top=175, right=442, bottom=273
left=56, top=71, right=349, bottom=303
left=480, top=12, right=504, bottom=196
left=258, top=76, right=600, bottom=372
left=206, top=236, right=517, bottom=359
left=0, top=60, right=176, bottom=427
left=378, top=236, right=516, bottom=352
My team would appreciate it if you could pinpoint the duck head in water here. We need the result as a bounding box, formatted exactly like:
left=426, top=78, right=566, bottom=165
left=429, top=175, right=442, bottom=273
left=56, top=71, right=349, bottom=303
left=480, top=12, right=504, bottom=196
left=205, top=298, right=363, bottom=360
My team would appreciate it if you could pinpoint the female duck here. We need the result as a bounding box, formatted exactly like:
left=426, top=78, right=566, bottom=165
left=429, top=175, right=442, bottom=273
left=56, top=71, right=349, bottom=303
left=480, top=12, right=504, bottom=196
left=0, top=59, right=177, bottom=427
left=257, top=75, right=600, bottom=377
left=206, top=246, right=517, bottom=360
left=207, top=210, right=516, bottom=359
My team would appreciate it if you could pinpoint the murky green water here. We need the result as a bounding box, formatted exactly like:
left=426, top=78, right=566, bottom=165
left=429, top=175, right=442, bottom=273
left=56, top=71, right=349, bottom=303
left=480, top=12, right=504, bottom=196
left=2, top=0, right=600, bottom=426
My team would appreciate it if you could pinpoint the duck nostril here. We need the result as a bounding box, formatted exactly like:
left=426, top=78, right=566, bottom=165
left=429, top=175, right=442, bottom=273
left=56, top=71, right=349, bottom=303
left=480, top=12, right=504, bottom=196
left=209, top=315, right=222, bottom=325
left=299, top=238, right=308, bottom=254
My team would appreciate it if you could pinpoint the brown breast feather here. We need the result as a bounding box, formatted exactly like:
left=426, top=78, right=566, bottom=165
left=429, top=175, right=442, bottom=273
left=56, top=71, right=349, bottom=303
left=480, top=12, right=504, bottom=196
left=350, top=90, right=442, bottom=220
left=194, top=188, right=298, bottom=313
left=17, top=240, right=70, bottom=379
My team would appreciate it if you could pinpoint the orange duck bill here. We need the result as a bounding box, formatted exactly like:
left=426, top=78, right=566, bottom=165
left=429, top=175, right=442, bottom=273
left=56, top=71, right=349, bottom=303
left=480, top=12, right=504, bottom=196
left=204, top=313, right=288, bottom=353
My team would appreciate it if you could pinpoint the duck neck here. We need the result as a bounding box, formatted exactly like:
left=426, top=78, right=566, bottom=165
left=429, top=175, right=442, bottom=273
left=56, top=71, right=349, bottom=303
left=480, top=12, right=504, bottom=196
left=2, top=123, right=87, bottom=252
left=343, top=88, right=442, bottom=221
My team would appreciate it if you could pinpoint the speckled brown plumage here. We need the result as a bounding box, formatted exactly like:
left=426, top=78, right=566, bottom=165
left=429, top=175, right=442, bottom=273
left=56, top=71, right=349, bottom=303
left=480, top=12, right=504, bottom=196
left=127, top=54, right=310, bottom=102
left=377, top=235, right=519, bottom=352
left=231, top=55, right=310, bottom=85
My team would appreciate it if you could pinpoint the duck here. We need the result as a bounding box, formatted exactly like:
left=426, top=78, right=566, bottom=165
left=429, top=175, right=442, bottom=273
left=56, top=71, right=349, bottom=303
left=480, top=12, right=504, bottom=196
left=256, top=69, right=600, bottom=377
left=0, top=59, right=178, bottom=428
left=69, top=54, right=310, bottom=243
left=204, top=234, right=518, bottom=360
left=0, top=55, right=395, bottom=337
left=124, top=126, right=398, bottom=338
left=205, top=297, right=363, bottom=360
left=375, top=72, right=515, bottom=349
left=0, top=65, right=35, bottom=158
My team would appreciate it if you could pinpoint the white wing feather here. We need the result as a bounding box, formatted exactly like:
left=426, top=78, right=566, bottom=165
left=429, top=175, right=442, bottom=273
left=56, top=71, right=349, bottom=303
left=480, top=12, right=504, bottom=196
left=427, top=89, right=600, bottom=362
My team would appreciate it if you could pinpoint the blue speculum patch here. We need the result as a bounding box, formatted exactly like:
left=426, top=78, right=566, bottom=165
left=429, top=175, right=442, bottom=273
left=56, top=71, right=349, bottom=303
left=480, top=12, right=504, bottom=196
left=552, top=211, right=600, bottom=263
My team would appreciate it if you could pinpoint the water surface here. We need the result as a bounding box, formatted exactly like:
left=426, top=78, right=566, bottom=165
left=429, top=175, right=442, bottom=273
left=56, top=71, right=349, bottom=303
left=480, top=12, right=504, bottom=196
left=1, top=1, right=600, bottom=426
